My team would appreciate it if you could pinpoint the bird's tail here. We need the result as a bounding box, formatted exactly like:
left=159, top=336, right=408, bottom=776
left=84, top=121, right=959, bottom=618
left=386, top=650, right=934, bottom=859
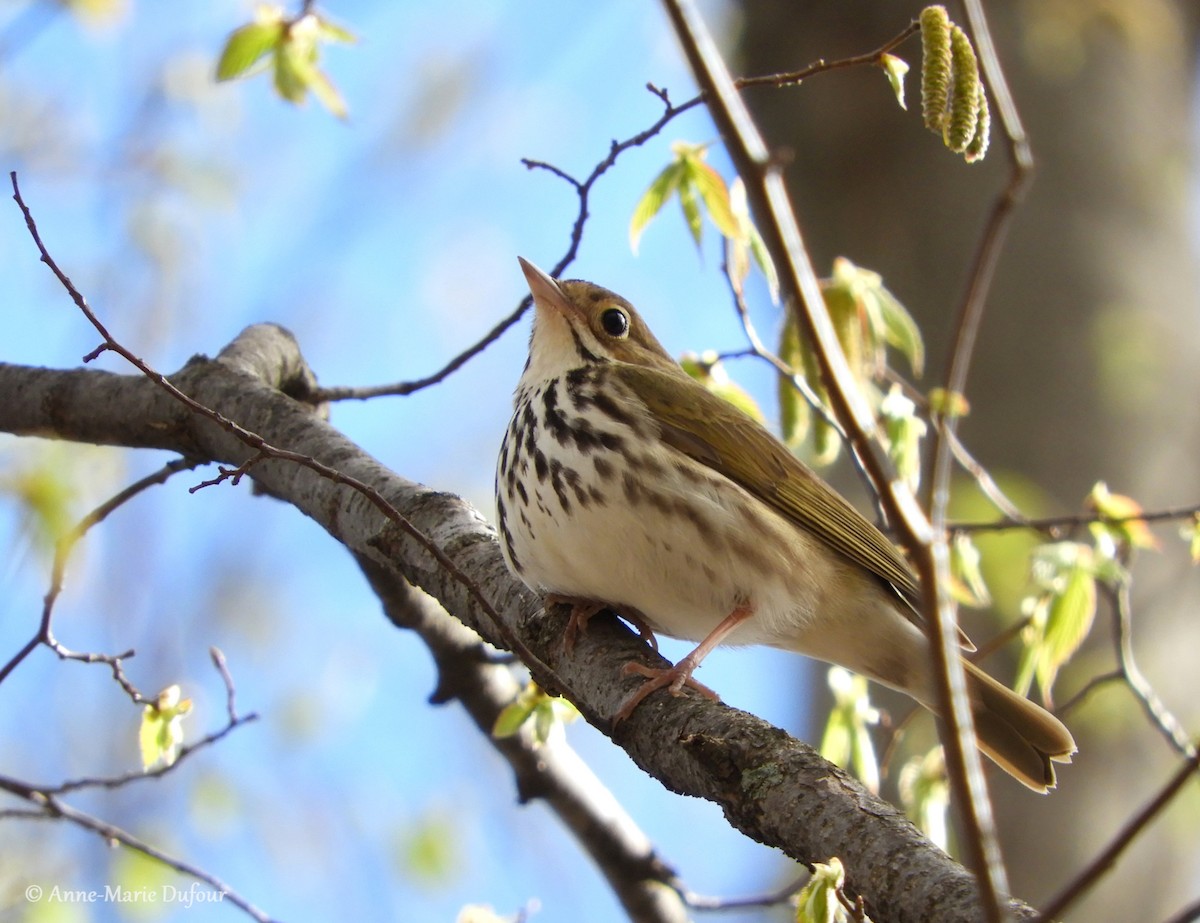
left=961, top=659, right=1076, bottom=792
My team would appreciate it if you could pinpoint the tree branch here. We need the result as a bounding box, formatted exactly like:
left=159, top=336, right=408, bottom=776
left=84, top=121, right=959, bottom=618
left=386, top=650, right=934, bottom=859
left=0, top=328, right=1042, bottom=923
left=356, top=558, right=689, bottom=923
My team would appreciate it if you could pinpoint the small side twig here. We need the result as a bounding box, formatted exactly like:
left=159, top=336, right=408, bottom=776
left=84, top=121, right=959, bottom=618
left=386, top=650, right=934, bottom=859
left=1106, top=578, right=1196, bottom=759
left=0, top=456, right=200, bottom=689
left=10, top=171, right=571, bottom=728
left=953, top=503, right=1200, bottom=537
left=312, top=22, right=922, bottom=404
left=43, top=647, right=258, bottom=795
left=0, top=774, right=276, bottom=922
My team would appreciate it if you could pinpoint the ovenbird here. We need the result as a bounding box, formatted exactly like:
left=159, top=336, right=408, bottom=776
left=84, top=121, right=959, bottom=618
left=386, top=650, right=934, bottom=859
left=496, top=258, right=1075, bottom=791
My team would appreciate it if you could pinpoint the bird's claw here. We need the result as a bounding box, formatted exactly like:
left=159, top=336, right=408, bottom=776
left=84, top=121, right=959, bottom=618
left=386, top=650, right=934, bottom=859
left=613, top=660, right=719, bottom=724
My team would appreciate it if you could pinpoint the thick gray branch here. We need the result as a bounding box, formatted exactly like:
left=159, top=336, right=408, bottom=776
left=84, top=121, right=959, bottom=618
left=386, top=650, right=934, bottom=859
left=0, top=325, right=1035, bottom=922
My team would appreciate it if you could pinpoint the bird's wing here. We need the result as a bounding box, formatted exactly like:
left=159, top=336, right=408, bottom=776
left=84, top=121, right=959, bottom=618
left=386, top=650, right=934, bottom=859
left=616, top=364, right=927, bottom=610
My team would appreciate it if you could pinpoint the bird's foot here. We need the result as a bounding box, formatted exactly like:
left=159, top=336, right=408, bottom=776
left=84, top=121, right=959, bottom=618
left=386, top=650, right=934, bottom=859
left=614, top=659, right=719, bottom=724
left=612, top=602, right=753, bottom=724
left=543, top=594, right=659, bottom=655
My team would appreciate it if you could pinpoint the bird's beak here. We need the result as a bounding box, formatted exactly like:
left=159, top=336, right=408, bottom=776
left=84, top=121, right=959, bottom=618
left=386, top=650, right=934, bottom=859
left=518, top=257, right=578, bottom=322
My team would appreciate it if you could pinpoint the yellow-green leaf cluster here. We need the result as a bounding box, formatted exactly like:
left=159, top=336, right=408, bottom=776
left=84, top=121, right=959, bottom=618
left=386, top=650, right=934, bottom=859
left=778, top=258, right=924, bottom=467
left=1183, top=513, right=1200, bottom=564
left=630, top=142, right=739, bottom=254
left=139, top=684, right=193, bottom=770
left=927, top=386, right=970, bottom=420
left=795, top=857, right=870, bottom=923
left=492, top=681, right=578, bottom=746
left=898, top=747, right=949, bottom=850
left=680, top=351, right=766, bottom=424
left=919, top=6, right=990, bottom=162
left=216, top=5, right=356, bottom=119
left=0, top=461, right=76, bottom=554
left=880, top=385, right=927, bottom=491
left=819, top=667, right=880, bottom=794
left=1015, top=542, right=1100, bottom=702
left=948, top=531, right=991, bottom=608
left=1086, top=481, right=1160, bottom=553
left=726, top=177, right=779, bottom=303
left=880, top=53, right=910, bottom=110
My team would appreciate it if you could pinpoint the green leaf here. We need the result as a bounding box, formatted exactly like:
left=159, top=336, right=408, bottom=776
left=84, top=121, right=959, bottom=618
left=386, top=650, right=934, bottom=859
left=683, top=154, right=740, bottom=241
left=880, top=53, right=910, bottom=110
left=777, top=317, right=810, bottom=449
left=726, top=176, right=779, bottom=303
left=1182, top=514, right=1200, bottom=564
left=139, top=685, right=192, bottom=770
left=949, top=531, right=991, bottom=607
left=273, top=38, right=311, bottom=103
left=315, top=14, right=358, bottom=45
left=680, top=353, right=765, bottom=423
left=301, top=62, right=349, bottom=120
left=747, top=222, right=779, bottom=301
left=396, top=811, right=458, bottom=884
left=253, top=13, right=350, bottom=117
left=804, top=347, right=841, bottom=467
left=880, top=384, right=927, bottom=491
left=491, top=682, right=577, bottom=744
left=927, top=386, right=970, bottom=419
left=1037, top=558, right=1096, bottom=694
left=832, top=256, right=922, bottom=376
left=796, top=857, right=862, bottom=923
left=819, top=668, right=879, bottom=793
left=631, top=142, right=743, bottom=256
left=872, top=284, right=924, bottom=376
left=1018, top=542, right=1098, bottom=700
left=677, top=173, right=704, bottom=249
left=898, top=747, right=949, bottom=850
left=491, top=700, right=533, bottom=739
left=1086, top=481, right=1160, bottom=552
left=216, top=19, right=283, bottom=81
left=629, top=162, right=685, bottom=254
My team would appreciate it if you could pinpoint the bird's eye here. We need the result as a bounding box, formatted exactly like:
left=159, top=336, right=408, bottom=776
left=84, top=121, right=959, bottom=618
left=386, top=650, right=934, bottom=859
left=600, top=307, right=629, bottom=338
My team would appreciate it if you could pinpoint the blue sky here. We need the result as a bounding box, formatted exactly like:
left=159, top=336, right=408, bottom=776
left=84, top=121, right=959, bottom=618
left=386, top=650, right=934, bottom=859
left=0, top=2, right=820, bottom=921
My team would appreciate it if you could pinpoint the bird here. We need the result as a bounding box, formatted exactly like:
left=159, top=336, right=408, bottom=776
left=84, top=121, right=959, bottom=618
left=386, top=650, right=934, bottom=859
left=495, top=257, right=1075, bottom=791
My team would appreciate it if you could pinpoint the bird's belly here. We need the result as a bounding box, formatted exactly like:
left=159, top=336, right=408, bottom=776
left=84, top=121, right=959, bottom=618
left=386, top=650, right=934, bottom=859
left=501, top=442, right=850, bottom=648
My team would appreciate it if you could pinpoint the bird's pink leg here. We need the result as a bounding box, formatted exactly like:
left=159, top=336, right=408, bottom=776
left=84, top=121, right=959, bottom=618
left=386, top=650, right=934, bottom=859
left=615, top=603, right=754, bottom=724
left=544, top=594, right=659, bottom=655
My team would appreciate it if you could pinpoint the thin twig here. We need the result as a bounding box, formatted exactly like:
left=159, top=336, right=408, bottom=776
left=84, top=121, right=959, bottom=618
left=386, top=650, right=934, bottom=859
left=1107, top=578, right=1196, bottom=759
left=1034, top=746, right=1200, bottom=923
left=719, top=260, right=844, bottom=438
left=942, top=426, right=1027, bottom=523
left=0, top=457, right=200, bottom=689
left=210, top=646, right=241, bottom=725
left=0, top=774, right=277, bottom=922
left=312, top=30, right=921, bottom=404
left=953, top=503, right=1200, bottom=536
left=10, top=171, right=562, bottom=713
left=678, top=872, right=807, bottom=911
left=1054, top=670, right=1123, bottom=716
left=43, top=651, right=258, bottom=795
